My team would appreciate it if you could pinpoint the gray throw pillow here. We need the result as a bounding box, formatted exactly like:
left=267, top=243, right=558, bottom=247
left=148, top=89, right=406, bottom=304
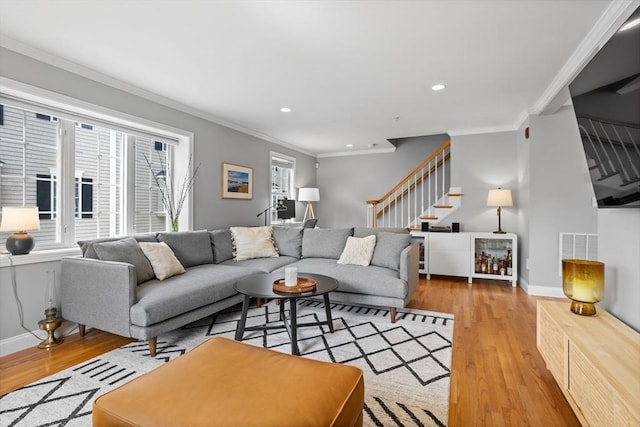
left=370, top=231, right=412, bottom=271
left=157, top=230, right=214, bottom=268
left=93, top=237, right=155, bottom=284
left=273, top=227, right=303, bottom=259
left=301, top=228, right=353, bottom=259
left=78, top=234, right=157, bottom=259
left=209, top=229, right=234, bottom=263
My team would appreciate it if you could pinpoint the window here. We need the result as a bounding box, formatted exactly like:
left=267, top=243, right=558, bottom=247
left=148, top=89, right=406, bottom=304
left=0, top=95, right=190, bottom=251
left=270, top=152, right=296, bottom=223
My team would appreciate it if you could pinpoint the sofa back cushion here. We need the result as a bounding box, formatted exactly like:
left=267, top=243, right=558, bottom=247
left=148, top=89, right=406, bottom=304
left=209, top=229, right=234, bottom=263
left=370, top=231, right=412, bottom=271
left=93, top=237, right=155, bottom=284
left=272, top=227, right=303, bottom=259
left=78, top=234, right=157, bottom=259
left=302, top=228, right=353, bottom=259
left=353, top=227, right=409, bottom=237
left=157, top=230, right=214, bottom=268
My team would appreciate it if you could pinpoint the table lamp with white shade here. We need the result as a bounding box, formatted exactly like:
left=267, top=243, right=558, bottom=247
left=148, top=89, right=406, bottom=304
left=298, top=188, right=320, bottom=222
left=1, top=206, right=41, bottom=255
left=486, top=188, right=512, bottom=234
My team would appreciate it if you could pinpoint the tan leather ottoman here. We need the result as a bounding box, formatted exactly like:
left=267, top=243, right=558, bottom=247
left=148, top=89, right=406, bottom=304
left=93, top=337, right=364, bottom=427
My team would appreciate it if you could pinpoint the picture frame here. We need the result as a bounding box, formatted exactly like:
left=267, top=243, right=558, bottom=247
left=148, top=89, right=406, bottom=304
left=221, top=162, right=253, bottom=199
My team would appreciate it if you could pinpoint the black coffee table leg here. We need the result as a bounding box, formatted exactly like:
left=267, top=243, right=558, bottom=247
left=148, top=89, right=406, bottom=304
left=323, top=293, right=334, bottom=333
left=289, top=298, right=300, bottom=355
left=234, top=294, right=251, bottom=341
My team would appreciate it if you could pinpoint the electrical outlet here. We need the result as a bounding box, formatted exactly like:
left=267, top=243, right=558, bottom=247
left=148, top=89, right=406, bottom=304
left=526, top=258, right=529, bottom=270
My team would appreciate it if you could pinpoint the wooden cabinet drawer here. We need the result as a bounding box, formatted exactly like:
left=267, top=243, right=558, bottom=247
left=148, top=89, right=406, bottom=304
left=568, top=342, right=613, bottom=425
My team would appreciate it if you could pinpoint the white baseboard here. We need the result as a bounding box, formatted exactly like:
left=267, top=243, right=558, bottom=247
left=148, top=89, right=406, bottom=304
left=0, top=321, right=78, bottom=357
left=520, top=277, right=566, bottom=298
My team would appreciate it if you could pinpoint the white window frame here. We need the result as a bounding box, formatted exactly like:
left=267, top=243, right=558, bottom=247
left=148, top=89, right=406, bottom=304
left=0, top=77, right=194, bottom=266
left=270, top=151, right=296, bottom=223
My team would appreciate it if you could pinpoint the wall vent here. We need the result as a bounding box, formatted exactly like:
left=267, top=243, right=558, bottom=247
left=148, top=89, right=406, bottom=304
left=558, top=233, right=598, bottom=277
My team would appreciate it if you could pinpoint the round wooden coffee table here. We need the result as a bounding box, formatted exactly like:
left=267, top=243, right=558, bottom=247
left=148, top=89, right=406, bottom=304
left=234, top=272, right=338, bottom=355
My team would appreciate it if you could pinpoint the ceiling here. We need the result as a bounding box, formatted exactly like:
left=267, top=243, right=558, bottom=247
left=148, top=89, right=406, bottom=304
left=0, top=0, right=624, bottom=156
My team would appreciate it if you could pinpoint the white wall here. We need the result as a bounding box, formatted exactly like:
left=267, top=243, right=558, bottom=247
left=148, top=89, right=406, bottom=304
left=598, top=209, right=640, bottom=332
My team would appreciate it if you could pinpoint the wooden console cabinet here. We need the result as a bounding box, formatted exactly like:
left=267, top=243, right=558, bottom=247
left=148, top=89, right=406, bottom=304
left=537, top=300, right=640, bottom=426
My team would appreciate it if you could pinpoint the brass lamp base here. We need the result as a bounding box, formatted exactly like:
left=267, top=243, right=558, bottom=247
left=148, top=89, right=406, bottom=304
left=38, top=317, right=63, bottom=349
left=570, top=300, right=597, bottom=316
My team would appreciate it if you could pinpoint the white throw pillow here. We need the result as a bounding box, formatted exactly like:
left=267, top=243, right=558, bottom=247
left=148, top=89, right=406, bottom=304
left=337, top=235, right=377, bottom=266
left=139, top=242, right=186, bottom=280
left=230, top=226, right=279, bottom=261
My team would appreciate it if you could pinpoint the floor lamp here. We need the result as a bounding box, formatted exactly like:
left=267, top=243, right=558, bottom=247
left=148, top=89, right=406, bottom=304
left=298, top=188, right=319, bottom=222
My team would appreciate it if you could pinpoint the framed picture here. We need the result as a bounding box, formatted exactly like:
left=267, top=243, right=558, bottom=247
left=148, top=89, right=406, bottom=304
left=221, top=162, right=253, bottom=199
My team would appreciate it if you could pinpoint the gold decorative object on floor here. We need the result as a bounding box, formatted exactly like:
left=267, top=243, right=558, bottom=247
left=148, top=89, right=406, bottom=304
left=562, top=259, right=605, bottom=316
left=38, top=271, right=63, bottom=348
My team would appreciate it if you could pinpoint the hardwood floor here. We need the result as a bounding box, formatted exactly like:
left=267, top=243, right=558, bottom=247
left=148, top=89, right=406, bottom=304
left=0, top=276, right=579, bottom=426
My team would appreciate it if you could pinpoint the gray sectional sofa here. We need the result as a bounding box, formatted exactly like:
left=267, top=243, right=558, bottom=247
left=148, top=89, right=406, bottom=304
left=61, top=226, right=419, bottom=356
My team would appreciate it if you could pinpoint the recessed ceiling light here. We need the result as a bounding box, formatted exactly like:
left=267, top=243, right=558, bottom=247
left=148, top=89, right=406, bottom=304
left=346, top=144, right=353, bottom=148
left=280, top=107, right=292, bottom=113
left=619, top=17, right=640, bottom=32
left=431, top=84, right=446, bottom=91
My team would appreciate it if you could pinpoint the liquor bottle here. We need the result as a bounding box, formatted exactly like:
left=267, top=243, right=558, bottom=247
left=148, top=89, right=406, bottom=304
left=506, top=250, right=513, bottom=276
left=492, top=257, right=499, bottom=274
left=481, top=255, right=487, bottom=273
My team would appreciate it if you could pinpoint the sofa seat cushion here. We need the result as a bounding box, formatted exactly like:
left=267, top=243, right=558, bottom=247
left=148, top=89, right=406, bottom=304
left=282, top=258, right=408, bottom=299
left=220, top=255, right=298, bottom=273
left=131, top=264, right=253, bottom=326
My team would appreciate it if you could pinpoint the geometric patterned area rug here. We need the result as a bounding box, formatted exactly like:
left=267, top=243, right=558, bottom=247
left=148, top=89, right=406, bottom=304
left=0, top=300, right=454, bottom=427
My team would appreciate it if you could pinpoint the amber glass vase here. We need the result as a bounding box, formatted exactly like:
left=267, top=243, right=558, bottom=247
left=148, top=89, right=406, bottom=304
left=562, top=259, right=605, bottom=316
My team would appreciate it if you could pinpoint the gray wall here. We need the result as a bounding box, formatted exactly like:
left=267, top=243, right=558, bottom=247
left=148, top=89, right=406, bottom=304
left=516, top=119, right=531, bottom=284
left=598, top=209, right=640, bottom=331
left=0, top=47, right=316, bottom=346
left=527, top=105, right=598, bottom=291
left=447, top=131, right=519, bottom=233
left=316, top=135, right=449, bottom=228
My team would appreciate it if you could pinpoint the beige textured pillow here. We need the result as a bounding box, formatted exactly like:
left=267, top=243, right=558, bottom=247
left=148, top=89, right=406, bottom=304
left=230, top=226, right=279, bottom=261
left=139, top=242, right=186, bottom=280
left=337, top=235, right=377, bottom=266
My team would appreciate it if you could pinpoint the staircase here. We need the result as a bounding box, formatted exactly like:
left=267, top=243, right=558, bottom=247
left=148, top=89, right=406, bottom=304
left=577, top=116, right=640, bottom=206
left=366, top=140, right=462, bottom=230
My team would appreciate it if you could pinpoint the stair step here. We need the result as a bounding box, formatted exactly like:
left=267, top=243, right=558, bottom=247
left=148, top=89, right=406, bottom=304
left=598, top=172, right=620, bottom=181
left=419, top=215, right=439, bottom=220
left=621, top=177, right=640, bottom=186
left=433, top=205, right=453, bottom=209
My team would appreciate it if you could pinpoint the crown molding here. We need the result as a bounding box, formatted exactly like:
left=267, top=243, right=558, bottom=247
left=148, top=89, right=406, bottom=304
left=531, top=0, right=640, bottom=115
left=316, top=146, right=397, bottom=158
left=447, top=123, right=518, bottom=137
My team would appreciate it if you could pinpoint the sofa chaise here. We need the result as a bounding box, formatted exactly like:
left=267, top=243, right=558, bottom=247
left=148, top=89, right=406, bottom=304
left=61, top=226, right=419, bottom=356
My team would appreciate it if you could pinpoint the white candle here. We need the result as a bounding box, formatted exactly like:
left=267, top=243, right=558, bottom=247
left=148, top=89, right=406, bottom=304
left=285, top=268, right=297, bottom=287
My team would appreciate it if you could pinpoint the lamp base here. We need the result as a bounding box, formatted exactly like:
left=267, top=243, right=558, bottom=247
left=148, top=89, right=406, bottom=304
left=570, top=300, right=597, bottom=316
left=6, top=232, right=35, bottom=255
left=493, top=230, right=507, bottom=234
left=38, top=317, right=64, bottom=349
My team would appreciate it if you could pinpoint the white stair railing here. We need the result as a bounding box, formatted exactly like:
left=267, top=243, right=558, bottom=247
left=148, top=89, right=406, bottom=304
left=366, top=140, right=453, bottom=229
